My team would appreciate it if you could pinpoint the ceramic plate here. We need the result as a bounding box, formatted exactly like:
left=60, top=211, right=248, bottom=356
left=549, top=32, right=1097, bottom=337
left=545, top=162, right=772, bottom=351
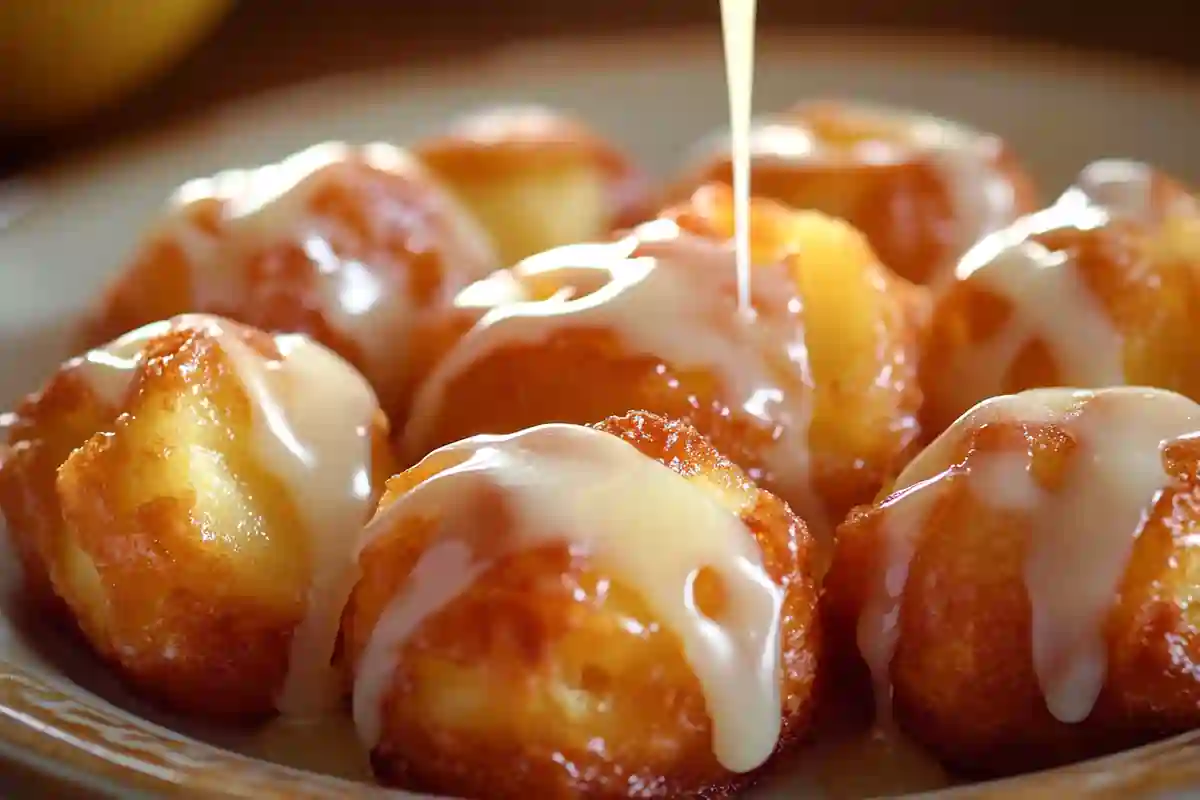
left=1, top=29, right=1199, bottom=799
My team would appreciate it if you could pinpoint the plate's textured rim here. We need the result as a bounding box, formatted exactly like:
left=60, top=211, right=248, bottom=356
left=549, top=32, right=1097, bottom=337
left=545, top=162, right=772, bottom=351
left=0, top=659, right=391, bottom=798
left=2, top=646, right=1199, bottom=800
left=3, top=27, right=1200, bottom=799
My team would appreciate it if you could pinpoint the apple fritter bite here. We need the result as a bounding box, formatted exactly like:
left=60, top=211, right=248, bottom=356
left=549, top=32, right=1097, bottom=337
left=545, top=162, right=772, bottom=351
left=920, top=160, right=1200, bottom=438
left=78, top=142, right=500, bottom=428
left=826, top=386, right=1200, bottom=777
left=7, top=314, right=395, bottom=719
left=415, top=104, right=651, bottom=267
left=403, top=183, right=927, bottom=542
left=342, top=410, right=822, bottom=799
left=669, top=99, right=1038, bottom=288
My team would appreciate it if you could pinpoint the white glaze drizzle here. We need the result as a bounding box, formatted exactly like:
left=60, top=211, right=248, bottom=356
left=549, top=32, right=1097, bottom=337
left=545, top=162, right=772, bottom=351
left=70, top=314, right=379, bottom=716
left=856, top=389, right=1078, bottom=722
left=403, top=222, right=828, bottom=537
left=719, top=0, right=758, bottom=316
left=909, top=119, right=1021, bottom=292
left=682, top=102, right=1021, bottom=288
left=941, top=162, right=1163, bottom=413
left=68, top=318, right=175, bottom=407
left=963, top=237, right=1123, bottom=394
left=152, top=143, right=497, bottom=397
left=859, top=387, right=1200, bottom=725
left=855, top=470, right=950, bottom=725
left=1070, top=159, right=1159, bottom=222
left=352, top=423, right=784, bottom=773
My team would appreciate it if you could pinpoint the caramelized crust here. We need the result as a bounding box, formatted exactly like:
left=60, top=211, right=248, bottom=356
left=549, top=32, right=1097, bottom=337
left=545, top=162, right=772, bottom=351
left=920, top=166, right=1200, bottom=438
left=3, top=318, right=394, bottom=718
left=79, top=142, right=499, bottom=428
left=659, top=184, right=928, bottom=516
left=406, top=184, right=927, bottom=534
left=826, top=399, right=1200, bottom=776
left=416, top=105, right=651, bottom=267
left=668, top=100, right=1038, bottom=287
left=343, top=411, right=822, bottom=799
left=0, top=370, right=119, bottom=611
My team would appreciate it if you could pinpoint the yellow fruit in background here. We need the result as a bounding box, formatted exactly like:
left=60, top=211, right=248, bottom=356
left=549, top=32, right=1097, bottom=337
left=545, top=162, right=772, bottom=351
left=0, top=0, right=234, bottom=132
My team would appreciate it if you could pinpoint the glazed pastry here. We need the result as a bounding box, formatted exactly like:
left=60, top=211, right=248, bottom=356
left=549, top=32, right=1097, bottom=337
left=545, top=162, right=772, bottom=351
left=920, top=160, right=1200, bottom=437
left=342, top=411, right=822, bottom=798
left=403, top=184, right=926, bottom=541
left=669, top=99, right=1038, bottom=288
left=0, top=315, right=395, bottom=718
left=415, top=104, right=651, bottom=267
left=79, top=142, right=500, bottom=428
left=827, top=386, right=1200, bottom=776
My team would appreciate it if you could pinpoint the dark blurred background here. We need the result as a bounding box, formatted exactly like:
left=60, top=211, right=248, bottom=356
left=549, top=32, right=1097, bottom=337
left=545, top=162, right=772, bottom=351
left=2, top=0, right=1197, bottom=176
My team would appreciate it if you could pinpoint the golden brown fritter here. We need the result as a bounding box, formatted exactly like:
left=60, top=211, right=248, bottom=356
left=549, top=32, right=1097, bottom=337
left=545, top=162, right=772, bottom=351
left=920, top=160, right=1200, bottom=439
left=416, top=104, right=651, bottom=267
left=667, top=99, right=1038, bottom=287
left=3, top=315, right=395, bottom=719
left=77, top=142, right=499, bottom=428
left=342, top=411, right=823, bottom=799
left=403, top=184, right=927, bottom=539
left=0, top=362, right=121, bottom=611
left=826, top=387, right=1200, bottom=777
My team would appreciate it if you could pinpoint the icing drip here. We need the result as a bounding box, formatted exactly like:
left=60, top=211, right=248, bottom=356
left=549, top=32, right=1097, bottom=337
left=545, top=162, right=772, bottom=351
left=403, top=223, right=826, bottom=536
left=73, top=314, right=379, bottom=715
left=154, top=143, right=496, bottom=394
left=352, top=423, right=784, bottom=773
left=859, top=387, right=1200, bottom=724
left=944, top=163, right=1156, bottom=410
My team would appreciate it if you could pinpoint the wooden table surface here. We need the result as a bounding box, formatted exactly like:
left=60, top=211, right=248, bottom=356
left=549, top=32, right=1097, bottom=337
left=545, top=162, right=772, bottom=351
left=3, top=0, right=1198, bottom=177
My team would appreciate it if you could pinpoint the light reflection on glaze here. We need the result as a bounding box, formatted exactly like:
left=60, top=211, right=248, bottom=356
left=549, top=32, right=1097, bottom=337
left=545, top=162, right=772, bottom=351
left=352, top=423, right=784, bottom=773
left=69, top=319, right=174, bottom=408
left=858, top=387, right=1200, bottom=726
left=403, top=222, right=828, bottom=536
left=151, top=142, right=497, bottom=409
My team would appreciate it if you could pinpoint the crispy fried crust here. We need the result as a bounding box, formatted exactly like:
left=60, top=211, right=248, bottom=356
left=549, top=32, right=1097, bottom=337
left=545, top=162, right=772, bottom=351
left=3, top=320, right=395, bottom=719
left=0, top=368, right=119, bottom=611
left=920, top=201, right=1200, bottom=438
left=667, top=101, right=1038, bottom=286
left=826, top=413, right=1200, bottom=776
left=343, top=411, right=822, bottom=798
left=78, top=143, right=498, bottom=429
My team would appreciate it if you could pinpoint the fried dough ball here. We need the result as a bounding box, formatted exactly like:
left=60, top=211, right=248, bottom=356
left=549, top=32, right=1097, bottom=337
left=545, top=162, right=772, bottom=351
left=5, top=314, right=396, bottom=718
left=0, top=372, right=117, bottom=611
left=342, top=411, right=822, bottom=799
left=415, top=105, right=651, bottom=267
left=826, top=386, right=1200, bottom=776
left=669, top=99, right=1038, bottom=287
left=920, top=160, right=1200, bottom=438
left=403, top=184, right=926, bottom=540
left=79, top=142, right=500, bottom=427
